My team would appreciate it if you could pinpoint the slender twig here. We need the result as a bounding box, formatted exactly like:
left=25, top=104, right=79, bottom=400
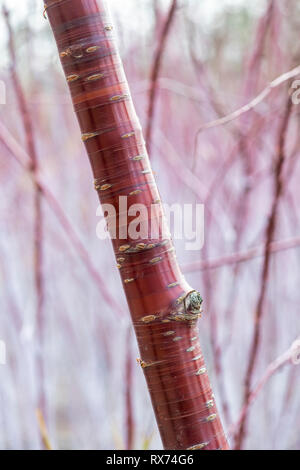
left=134, top=77, right=205, bottom=103
left=189, top=3, right=276, bottom=424
left=182, top=235, right=300, bottom=273
left=36, top=410, right=53, bottom=450
left=230, top=337, right=300, bottom=439
left=199, top=116, right=268, bottom=425
left=194, top=65, right=300, bottom=135
left=3, top=6, right=47, bottom=424
left=146, top=0, right=177, bottom=156
left=234, top=97, right=293, bottom=449
left=242, top=0, right=275, bottom=99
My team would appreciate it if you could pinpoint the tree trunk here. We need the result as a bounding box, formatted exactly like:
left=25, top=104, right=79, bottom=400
left=44, top=0, right=229, bottom=450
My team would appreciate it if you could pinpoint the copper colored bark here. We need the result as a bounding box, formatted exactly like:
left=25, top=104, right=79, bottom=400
left=44, top=0, right=229, bottom=450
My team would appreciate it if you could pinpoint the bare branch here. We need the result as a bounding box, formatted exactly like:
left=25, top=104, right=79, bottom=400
left=230, top=337, right=300, bottom=439
left=146, top=0, right=177, bottom=156
left=182, top=236, right=300, bottom=273
left=234, top=97, right=293, bottom=449
left=0, top=121, right=127, bottom=319
left=195, top=65, right=300, bottom=134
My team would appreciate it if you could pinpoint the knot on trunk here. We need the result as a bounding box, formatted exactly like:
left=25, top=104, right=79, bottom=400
left=184, top=291, right=203, bottom=315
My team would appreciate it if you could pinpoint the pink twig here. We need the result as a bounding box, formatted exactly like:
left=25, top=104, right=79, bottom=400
left=230, top=337, right=300, bottom=439
left=242, top=0, right=275, bottom=98
left=194, top=65, right=300, bottom=134
left=146, top=0, right=177, bottom=156
left=3, top=5, right=46, bottom=421
left=234, top=97, right=293, bottom=449
left=182, top=236, right=300, bottom=273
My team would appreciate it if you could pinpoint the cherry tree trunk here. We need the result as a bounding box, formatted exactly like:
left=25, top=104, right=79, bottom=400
left=44, top=0, right=229, bottom=450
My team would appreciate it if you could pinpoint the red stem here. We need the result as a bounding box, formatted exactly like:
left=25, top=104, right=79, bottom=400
left=230, top=338, right=299, bottom=440
left=3, top=6, right=46, bottom=421
left=234, top=96, right=293, bottom=449
left=182, top=236, right=300, bottom=273
left=146, top=0, right=177, bottom=157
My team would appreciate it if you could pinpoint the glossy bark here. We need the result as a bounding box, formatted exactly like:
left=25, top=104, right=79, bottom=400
left=44, top=0, right=229, bottom=450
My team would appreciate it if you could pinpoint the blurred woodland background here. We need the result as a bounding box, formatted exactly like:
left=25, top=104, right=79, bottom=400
left=0, top=0, right=300, bottom=450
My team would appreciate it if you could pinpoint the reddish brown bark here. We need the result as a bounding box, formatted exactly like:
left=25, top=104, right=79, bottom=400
left=44, top=0, right=229, bottom=450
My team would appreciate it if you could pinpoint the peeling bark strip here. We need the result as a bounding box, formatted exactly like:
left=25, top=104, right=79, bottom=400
left=44, top=0, right=229, bottom=450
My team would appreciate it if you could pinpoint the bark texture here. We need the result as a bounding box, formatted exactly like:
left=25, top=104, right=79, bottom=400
left=44, top=0, right=229, bottom=450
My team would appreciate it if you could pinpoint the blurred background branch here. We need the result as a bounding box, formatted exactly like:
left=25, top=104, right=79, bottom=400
left=0, top=0, right=300, bottom=450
